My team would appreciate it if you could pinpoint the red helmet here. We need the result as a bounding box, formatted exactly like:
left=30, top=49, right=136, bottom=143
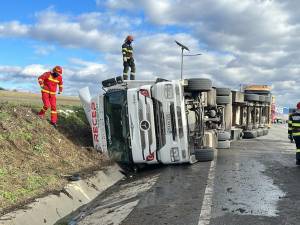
left=53, top=66, right=63, bottom=76
left=126, top=35, right=134, bottom=42
left=297, top=102, right=300, bottom=109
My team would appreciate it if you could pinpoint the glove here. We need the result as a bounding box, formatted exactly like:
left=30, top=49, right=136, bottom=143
left=40, top=84, right=44, bottom=89
left=58, top=92, right=61, bottom=95
left=123, top=57, right=127, bottom=62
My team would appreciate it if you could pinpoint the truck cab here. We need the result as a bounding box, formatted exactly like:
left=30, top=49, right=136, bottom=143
left=79, top=77, right=216, bottom=165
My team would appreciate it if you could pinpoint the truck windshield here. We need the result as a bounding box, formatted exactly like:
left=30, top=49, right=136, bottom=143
left=104, top=90, right=131, bottom=164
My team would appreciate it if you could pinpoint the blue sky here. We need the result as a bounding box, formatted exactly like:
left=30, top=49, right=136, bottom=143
left=0, top=0, right=300, bottom=107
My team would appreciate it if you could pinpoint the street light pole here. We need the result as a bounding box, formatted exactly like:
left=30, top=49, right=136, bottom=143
left=175, top=40, right=189, bottom=80
left=181, top=47, right=184, bottom=80
left=175, top=40, right=202, bottom=80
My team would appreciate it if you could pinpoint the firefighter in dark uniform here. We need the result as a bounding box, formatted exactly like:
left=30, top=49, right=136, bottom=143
left=122, top=35, right=135, bottom=80
left=288, top=102, right=300, bottom=165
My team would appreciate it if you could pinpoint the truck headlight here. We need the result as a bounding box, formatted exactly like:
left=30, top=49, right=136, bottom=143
left=164, top=84, right=174, bottom=99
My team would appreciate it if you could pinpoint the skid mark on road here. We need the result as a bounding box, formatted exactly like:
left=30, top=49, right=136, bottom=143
left=198, top=150, right=218, bottom=225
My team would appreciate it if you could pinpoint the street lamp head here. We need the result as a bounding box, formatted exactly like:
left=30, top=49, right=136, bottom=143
left=175, top=40, right=190, bottom=51
left=183, top=53, right=202, bottom=56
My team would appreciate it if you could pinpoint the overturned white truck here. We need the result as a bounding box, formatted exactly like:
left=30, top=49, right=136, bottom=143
left=79, top=77, right=230, bottom=165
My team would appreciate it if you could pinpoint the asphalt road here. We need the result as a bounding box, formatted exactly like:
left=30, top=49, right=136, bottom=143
left=63, top=124, right=300, bottom=225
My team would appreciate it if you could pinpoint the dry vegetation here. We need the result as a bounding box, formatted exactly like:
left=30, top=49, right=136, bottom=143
left=0, top=92, right=109, bottom=215
left=0, top=90, right=80, bottom=106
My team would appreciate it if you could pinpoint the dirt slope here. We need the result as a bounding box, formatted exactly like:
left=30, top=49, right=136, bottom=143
left=0, top=102, right=108, bottom=215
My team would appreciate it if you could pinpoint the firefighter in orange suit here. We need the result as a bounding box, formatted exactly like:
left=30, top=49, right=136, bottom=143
left=38, top=66, right=63, bottom=127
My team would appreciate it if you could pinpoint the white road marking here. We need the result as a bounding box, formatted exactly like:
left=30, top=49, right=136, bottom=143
left=198, top=149, right=218, bottom=225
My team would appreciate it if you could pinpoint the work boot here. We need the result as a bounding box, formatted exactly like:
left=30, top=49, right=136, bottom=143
left=50, top=122, right=57, bottom=128
left=123, top=75, right=128, bottom=80
left=130, top=75, right=135, bottom=80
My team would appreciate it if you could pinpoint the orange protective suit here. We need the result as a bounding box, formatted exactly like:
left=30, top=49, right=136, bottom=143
left=37, top=67, right=63, bottom=124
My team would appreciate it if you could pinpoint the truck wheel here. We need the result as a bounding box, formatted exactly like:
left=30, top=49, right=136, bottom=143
left=216, top=96, right=230, bottom=105
left=245, top=94, right=259, bottom=102
left=244, top=90, right=270, bottom=95
left=263, top=128, right=269, bottom=135
left=195, top=148, right=214, bottom=162
left=243, top=130, right=258, bottom=139
left=258, top=95, right=265, bottom=102
left=216, top=88, right=231, bottom=96
left=186, top=78, right=212, bottom=92
left=102, top=78, right=117, bottom=87
left=257, top=129, right=264, bottom=137
left=217, top=140, right=231, bottom=149
left=218, top=131, right=231, bottom=141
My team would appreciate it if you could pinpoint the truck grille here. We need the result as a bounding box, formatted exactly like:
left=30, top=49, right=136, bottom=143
left=138, top=102, right=146, bottom=151
left=147, top=104, right=152, bottom=146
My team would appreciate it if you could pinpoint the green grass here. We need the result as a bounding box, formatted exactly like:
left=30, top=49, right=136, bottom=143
left=0, top=111, right=10, bottom=120
left=0, top=168, right=7, bottom=178
left=32, top=143, right=44, bottom=154
left=0, top=134, right=4, bottom=142
left=0, top=174, right=57, bottom=204
left=0, top=101, right=102, bottom=212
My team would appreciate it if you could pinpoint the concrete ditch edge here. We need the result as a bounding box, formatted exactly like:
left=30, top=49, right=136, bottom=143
left=0, top=164, right=124, bottom=225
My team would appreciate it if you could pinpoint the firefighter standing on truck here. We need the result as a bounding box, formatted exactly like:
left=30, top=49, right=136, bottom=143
left=122, top=35, right=135, bottom=80
left=288, top=102, right=300, bottom=165
left=38, top=66, right=63, bottom=127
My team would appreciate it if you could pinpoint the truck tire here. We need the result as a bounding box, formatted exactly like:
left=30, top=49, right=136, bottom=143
left=245, top=94, right=259, bottom=102
left=102, top=78, right=117, bottom=87
left=217, top=140, right=231, bottom=149
left=257, top=129, right=264, bottom=137
left=258, top=95, right=265, bottom=102
left=186, top=78, right=212, bottom=92
left=216, top=96, right=230, bottom=105
left=243, top=130, right=257, bottom=139
left=218, top=131, right=231, bottom=141
left=263, top=128, right=269, bottom=135
left=195, top=148, right=214, bottom=162
left=245, top=90, right=270, bottom=95
left=216, top=88, right=231, bottom=96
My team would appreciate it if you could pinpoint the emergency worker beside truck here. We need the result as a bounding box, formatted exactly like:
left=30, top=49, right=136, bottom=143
left=288, top=102, right=300, bottom=165
left=122, top=35, right=135, bottom=80
left=38, top=66, right=63, bottom=127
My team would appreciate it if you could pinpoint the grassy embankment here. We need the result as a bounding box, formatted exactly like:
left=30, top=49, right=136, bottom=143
left=0, top=91, right=108, bottom=215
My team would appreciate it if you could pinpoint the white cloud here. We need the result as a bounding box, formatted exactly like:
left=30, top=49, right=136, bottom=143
left=33, top=45, right=55, bottom=55
left=0, top=9, right=124, bottom=53
left=0, top=21, right=29, bottom=37
left=1, top=2, right=300, bottom=106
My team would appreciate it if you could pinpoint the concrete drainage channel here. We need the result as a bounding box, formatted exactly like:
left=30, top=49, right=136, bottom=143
left=0, top=165, right=124, bottom=225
